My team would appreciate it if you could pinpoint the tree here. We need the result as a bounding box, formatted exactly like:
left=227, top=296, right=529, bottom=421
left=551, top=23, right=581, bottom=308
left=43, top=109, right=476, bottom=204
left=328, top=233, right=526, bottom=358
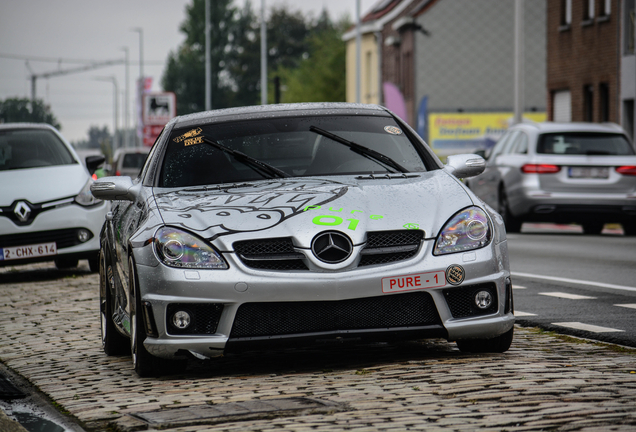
left=0, top=98, right=61, bottom=129
left=276, top=14, right=349, bottom=103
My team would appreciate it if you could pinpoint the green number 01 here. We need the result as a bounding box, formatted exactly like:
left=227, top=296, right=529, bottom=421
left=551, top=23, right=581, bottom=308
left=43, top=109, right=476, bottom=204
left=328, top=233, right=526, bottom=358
left=312, top=215, right=359, bottom=230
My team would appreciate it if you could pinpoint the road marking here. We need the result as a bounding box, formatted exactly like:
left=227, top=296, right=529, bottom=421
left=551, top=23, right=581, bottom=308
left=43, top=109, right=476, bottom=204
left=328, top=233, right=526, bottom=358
left=513, top=285, right=526, bottom=290
left=514, top=311, right=537, bottom=317
left=539, top=292, right=596, bottom=300
left=552, top=322, right=625, bottom=333
left=512, top=272, right=636, bottom=293
left=615, top=304, right=636, bottom=310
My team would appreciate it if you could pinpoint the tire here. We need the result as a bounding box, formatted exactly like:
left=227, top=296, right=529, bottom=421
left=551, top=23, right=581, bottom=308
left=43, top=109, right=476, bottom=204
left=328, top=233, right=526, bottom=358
left=129, top=256, right=186, bottom=377
left=456, top=327, right=514, bottom=354
left=498, top=188, right=522, bottom=233
left=582, top=221, right=604, bottom=235
left=100, top=250, right=130, bottom=356
left=88, top=256, right=100, bottom=273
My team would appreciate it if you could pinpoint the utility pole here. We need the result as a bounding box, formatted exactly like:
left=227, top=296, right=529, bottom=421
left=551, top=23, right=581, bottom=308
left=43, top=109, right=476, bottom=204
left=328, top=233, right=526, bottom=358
left=356, top=0, right=361, bottom=104
left=261, top=0, right=267, bottom=105
left=121, top=47, right=130, bottom=148
left=205, top=0, right=212, bottom=111
left=513, top=0, right=524, bottom=124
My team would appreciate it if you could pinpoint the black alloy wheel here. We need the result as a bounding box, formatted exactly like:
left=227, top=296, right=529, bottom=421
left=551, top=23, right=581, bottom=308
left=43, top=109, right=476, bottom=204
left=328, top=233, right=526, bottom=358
left=100, top=249, right=129, bottom=356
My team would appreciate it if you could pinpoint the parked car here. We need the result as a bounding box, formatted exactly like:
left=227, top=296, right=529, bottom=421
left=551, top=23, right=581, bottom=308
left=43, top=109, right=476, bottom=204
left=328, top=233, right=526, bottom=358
left=467, top=122, right=636, bottom=235
left=111, top=146, right=150, bottom=177
left=91, top=103, right=514, bottom=377
left=0, top=123, right=108, bottom=271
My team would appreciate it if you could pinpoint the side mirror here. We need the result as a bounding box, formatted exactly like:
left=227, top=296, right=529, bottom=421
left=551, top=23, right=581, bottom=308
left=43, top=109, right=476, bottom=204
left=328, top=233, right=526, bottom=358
left=85, top=155, right=105, bottom=174
left=91, top=176, right=137, bottom=201
left=444, top=154, right=486, bottom=179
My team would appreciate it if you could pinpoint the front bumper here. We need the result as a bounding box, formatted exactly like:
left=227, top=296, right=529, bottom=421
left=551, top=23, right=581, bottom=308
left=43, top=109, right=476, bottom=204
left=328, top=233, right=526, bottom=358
left=0, top=202, right=107, bottom=266
left=134, top=238, right=514, bottom=360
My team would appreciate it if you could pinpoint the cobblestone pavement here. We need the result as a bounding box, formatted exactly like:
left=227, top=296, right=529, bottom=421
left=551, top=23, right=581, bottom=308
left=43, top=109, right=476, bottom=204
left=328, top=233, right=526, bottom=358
left=0, top=263, right=635, bottom=432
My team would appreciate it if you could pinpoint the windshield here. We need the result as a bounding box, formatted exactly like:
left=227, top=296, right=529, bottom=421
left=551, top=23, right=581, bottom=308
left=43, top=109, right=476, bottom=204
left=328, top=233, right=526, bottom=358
left=0, top=129, right=76, bottom=171
left=537, top=133, right=635, bottom=156
left=160, top=115, right=428, bottom=187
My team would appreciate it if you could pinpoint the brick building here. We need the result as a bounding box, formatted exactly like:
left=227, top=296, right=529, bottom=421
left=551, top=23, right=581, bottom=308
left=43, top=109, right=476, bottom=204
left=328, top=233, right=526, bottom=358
left=547, top=0, right=619, bottom=123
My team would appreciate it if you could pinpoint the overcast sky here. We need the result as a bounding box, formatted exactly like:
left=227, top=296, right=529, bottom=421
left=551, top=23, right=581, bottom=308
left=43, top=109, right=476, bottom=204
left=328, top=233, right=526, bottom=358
left=0, top=0, right=377, bottom=143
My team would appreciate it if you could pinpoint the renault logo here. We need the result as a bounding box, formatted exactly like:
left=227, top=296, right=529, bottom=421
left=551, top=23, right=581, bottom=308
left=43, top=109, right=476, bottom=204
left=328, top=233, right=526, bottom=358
left=14, top=201, right=31, bottom=223
left=311, top=231, right=353, bottom=264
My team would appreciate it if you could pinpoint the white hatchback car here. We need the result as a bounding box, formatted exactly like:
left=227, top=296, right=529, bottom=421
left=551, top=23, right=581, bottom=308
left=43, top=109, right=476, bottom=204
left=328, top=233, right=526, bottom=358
left=0, top=123, right=108, bottom=271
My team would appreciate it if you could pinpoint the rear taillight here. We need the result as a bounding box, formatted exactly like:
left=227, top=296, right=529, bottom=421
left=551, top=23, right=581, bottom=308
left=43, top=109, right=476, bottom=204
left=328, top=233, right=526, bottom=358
left=115, top=170, right=121, bottom=176
left=616, top=166, right=636, bottom=176
left=521, top=164, right=561, bottom=174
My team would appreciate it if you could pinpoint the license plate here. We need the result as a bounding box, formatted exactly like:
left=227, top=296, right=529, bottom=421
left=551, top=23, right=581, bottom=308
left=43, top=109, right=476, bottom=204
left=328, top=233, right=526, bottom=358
left=568, top=166, right=609, bottom=179
left=382, top=270, right=446, bottom=293
left=0, top=242, right=57, bottom=261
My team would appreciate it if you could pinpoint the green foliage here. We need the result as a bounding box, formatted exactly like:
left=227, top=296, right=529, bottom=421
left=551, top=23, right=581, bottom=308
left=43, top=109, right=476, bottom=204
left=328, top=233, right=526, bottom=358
left=0, top=97, right=61, bottom=129
left=162, top=1, right=349, bottom=113
left=276, top=16, right=349, bottom=103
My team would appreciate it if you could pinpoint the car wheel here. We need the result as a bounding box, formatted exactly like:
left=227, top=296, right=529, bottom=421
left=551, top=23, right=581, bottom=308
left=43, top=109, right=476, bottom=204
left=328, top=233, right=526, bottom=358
left=498, top=188, right=522, bottom=233
left=100, top=250, right=130, bottom=356
left=582, top=221, right=604, bottom=235
left=456, top=327, right=514, bottom=353
left=54, top=258, right=79, bottom=269
left=129, top=256, right=186, bottom=377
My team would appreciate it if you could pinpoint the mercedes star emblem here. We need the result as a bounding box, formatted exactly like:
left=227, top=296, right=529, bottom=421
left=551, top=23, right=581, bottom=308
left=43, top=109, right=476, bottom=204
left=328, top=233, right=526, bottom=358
left=311, top=231, right=353, bottom=264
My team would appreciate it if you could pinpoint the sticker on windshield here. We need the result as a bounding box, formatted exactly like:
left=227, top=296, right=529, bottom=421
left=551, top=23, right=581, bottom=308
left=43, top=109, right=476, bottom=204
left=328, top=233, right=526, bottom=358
left=384, top=126, right=402, bottom=135
left=174, top=127, right=202, bottom=143
left=184, top=135, right=204, bottom=146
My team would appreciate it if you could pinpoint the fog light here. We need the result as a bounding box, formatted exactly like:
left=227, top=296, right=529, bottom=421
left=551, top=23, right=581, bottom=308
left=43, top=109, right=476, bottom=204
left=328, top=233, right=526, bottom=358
left=475, top=291, right=492, bottom=309
left=77, top=229, right=90, bottom=243
left=172, top=311, right=191, bottom=329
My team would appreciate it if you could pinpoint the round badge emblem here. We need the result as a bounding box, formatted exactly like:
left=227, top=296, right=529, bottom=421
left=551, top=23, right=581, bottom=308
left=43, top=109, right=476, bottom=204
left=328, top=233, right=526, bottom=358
left=445, top=264, right=465, bottom=285
left=384, top=126, right=403, bottom=135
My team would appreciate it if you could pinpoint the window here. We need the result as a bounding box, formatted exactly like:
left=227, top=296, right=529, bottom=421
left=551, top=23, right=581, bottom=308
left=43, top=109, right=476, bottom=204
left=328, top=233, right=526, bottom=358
left=599, top=83, right=610, bottom=122
left=553, top=90, right=572, bottom=122
left=560, top=0, right=572, bottom=28
left=625, top=0, right=634, bottom=54
left=584, top=0, right=595, bottom=21
left=510, top=133, right=529, bottom=154
left=583, top=85, right=594, bottom=122
left=537, top=133, right=635, bottom=155
left=0, top=129, right=76, bottom=171
left=600, top=0, right=611, bottom=16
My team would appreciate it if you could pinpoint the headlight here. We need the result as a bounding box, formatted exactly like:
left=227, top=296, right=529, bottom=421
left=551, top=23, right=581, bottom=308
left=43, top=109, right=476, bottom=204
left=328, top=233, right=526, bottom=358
left=76, top=179, right=101, bottom=206
left=433, top=207, right=492, bottom=255
left=154, top=227, right=228, bottom=269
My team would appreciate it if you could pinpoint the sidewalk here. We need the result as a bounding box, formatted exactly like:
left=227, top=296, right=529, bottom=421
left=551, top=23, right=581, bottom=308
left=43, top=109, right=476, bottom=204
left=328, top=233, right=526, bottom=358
left=0, top=263, right=635, bottom=431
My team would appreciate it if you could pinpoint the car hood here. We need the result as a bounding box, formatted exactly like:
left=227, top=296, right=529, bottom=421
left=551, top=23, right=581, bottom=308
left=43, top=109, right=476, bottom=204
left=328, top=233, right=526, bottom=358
left=152, top=171, right=473, bottom=250
left=0, top=164, right=88, bottom=206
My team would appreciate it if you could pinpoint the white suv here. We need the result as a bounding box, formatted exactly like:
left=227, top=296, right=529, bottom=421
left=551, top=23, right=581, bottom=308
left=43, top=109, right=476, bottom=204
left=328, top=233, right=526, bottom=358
left=467, top=122, right=636, bottom=235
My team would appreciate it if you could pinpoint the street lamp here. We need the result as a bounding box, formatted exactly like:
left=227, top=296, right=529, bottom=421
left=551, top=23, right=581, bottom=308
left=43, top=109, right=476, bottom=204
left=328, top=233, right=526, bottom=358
left=261, top=0, right=267, bottom=105
left=94, top=76, right=119, bottom=161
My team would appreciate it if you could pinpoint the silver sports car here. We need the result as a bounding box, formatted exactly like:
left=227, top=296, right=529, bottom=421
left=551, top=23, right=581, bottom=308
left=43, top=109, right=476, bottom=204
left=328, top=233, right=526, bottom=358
left=91, top=103, right=514, bottom=377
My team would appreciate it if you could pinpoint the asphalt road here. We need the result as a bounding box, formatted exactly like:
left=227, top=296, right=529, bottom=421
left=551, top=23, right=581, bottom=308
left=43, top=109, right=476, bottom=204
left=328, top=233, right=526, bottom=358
left=509, top=223, right=636, bottom=347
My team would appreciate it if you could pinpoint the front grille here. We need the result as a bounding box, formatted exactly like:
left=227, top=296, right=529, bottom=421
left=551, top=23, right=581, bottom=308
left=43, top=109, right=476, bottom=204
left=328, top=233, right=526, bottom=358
left=443, top=283, right=498, bottom=318
left=0, top=228, right=93, bottom=250
left=166, top=303, right=224, bottom=335
left=233, top=238, right=308, bottom=271
left=230, top=291, right=441, bottom=338
left=359, top=230, right=423, bottom=267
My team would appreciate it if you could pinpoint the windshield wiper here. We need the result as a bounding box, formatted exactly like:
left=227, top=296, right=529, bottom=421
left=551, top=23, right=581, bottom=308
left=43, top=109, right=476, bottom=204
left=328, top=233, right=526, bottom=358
left=201, top=135, right=290, bottom=179
left=309, top=126, right=408, bottom=173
